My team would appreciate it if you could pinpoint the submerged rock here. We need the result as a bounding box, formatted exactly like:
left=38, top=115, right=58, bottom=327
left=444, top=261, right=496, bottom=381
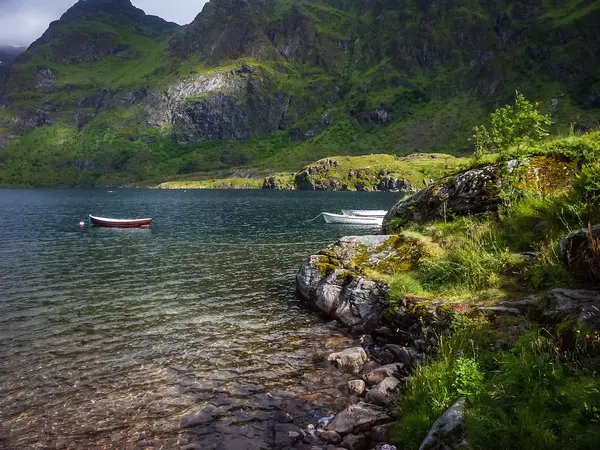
left=418, top=397, right=468, bottom=450
left=326, top=402, right=390, bottom=435
left=327, top=347, right=368, bottom=374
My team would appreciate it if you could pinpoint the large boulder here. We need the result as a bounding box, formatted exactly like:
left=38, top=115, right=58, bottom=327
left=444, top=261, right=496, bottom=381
left=543, top=288, right=600, bottom=334
left=296, top=235, right=432, bottom=332
left=326, top=402, right=390, bottom=435
left=383, top=156, right=577, bottom=232
left=296, top=236, right=393, bottom=332
left=559, top=225, right=600, bottom=281
left=419, top=398, right=468, bottom=450
left=383, top=166, right=500, bottom=231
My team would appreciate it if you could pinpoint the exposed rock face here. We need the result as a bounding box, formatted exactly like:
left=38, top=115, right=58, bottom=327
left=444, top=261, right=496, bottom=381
left=327, top=347, right=368, bottom=374
left=383, top=166, right=501, bottom=231
left=326, top=402, right=390, bottom=435
left=378, top=176, right=415, bottom=193
left=294, top=157, right=418, bottom=192
left=262, top=176, right=283, bottom=190
left=559, top=225, right=600, bottom=281
left=365, top=377, right=401, bottom=406
left=544, top=289, right=600, bottom=334
left=419, top=398, right=468, bottom=450
left=297, top=235, right=398, bottom=332
left=145, top=67, right=290, bottom=144
left=34, top=67, right=57, bottom=92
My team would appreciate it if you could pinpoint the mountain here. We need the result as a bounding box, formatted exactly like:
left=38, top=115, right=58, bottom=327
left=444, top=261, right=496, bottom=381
left=0, top=0, right=599, bottom=186
left=0, top=46, right=26, bottom=65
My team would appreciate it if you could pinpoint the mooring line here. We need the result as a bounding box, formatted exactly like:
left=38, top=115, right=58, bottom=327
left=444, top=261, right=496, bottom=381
left=193, top=240, right=332, bottom=248
left=304, top=212, right=325, bottom=223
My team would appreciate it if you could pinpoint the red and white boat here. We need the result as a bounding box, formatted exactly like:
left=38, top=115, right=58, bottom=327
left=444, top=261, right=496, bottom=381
left=89, top=214, right=152, bottom=228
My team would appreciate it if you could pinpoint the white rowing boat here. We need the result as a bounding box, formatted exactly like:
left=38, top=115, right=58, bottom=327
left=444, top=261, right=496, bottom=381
left=322, top=212, right=384, bottom=225
left=341, top=209, right=387, bottom=218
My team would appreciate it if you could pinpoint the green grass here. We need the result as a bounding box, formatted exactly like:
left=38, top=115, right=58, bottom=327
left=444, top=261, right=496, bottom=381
left=393, top=320, right=600, bottom=450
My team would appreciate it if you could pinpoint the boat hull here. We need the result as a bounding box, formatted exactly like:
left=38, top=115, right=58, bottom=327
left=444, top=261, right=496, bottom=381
left=341, top=209, right=387, bottom=218
left=89, top=215, right=152, bottom=228
left=323, top=212, right=383, bottom=225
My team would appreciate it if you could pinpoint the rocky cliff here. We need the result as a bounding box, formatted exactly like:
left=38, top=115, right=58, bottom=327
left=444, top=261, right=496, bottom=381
left=0, top=0, right=599, bottom=186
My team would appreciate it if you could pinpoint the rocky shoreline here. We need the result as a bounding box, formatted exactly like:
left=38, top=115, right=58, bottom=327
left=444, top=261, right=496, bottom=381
left=286, top=231, right=600, bottom=450
left=283, top=235, right=462, bottom=450
left=282, top=155, right=600, bottom=449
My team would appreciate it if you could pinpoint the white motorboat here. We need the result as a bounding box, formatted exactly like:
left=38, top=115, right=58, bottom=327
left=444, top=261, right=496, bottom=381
left=341, top=209, right=387, bottom=218
left=322, top=212, right=384, bottom=225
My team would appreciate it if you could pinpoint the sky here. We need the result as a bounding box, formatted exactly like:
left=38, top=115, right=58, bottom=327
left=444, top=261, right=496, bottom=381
left=0, top=0, right=209, bottom=47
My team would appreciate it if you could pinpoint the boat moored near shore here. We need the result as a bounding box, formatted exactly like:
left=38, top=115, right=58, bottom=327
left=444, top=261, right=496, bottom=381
left=89, top=215, right=152, bottom=228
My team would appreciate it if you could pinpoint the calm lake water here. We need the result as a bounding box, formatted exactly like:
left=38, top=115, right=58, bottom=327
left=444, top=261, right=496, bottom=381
left=0, top=189, right=398, bottom=449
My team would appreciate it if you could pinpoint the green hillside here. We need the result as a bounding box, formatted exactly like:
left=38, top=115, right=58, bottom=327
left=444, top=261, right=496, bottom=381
left=0, top=0, right=599, bottom=186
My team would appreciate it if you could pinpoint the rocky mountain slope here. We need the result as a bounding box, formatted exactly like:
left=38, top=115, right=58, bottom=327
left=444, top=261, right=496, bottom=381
left=0, top=0, right=599, bottom=186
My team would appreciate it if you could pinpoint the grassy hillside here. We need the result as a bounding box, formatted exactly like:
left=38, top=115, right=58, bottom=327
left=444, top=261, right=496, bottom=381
left=0, top=0, right=599, bottom=187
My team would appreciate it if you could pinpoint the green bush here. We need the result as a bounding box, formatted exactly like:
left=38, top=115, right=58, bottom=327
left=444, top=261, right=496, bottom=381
left=473, top=92, right=552, bottom=159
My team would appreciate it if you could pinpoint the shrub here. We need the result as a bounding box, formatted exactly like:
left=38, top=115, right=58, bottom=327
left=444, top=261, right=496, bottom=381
left=473, top=92, right=552, bottom=159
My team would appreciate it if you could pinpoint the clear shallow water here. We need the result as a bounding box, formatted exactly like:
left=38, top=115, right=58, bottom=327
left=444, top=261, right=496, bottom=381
left=0, top=189, right=398, bottom=449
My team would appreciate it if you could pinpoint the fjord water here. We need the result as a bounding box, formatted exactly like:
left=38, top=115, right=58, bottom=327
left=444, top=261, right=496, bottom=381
left=0, top=189, right=397, bottom=449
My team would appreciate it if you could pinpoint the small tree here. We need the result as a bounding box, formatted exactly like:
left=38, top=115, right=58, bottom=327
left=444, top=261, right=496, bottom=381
left=473, top=91, right=552, bottom=159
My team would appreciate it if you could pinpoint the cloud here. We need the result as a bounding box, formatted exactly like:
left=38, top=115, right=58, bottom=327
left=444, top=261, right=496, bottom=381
left=0, top=0, right=208, bottom=46
left=132, top=0, right=208, bottom=25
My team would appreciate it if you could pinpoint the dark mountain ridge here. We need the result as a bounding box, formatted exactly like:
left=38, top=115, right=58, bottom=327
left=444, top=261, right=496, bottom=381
left=0, top=0, right=599, bottom=186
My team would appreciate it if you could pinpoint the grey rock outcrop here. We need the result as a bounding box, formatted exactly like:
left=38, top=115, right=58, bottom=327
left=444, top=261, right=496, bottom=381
left=327, top=347, right=368, bottom=374
left=544, top=288, right=600, bottom=333
left=145, top=68, right=290, bottom=145
left=365, top=377, right=401, bottom=406
left=419, top=397, right=468, bottom=450
left=326, top=402, right=390, bottom=435
left=383, top=166, right=500, bottom=231
left=559, top=225, right=600, bottom=281
left=296, top=236, right=395, bottom=333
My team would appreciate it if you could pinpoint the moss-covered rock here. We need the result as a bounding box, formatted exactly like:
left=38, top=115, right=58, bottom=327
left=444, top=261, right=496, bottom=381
left=383, top=155, right=581, bottom=232
left=297, top=234, right=443, bottom=332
